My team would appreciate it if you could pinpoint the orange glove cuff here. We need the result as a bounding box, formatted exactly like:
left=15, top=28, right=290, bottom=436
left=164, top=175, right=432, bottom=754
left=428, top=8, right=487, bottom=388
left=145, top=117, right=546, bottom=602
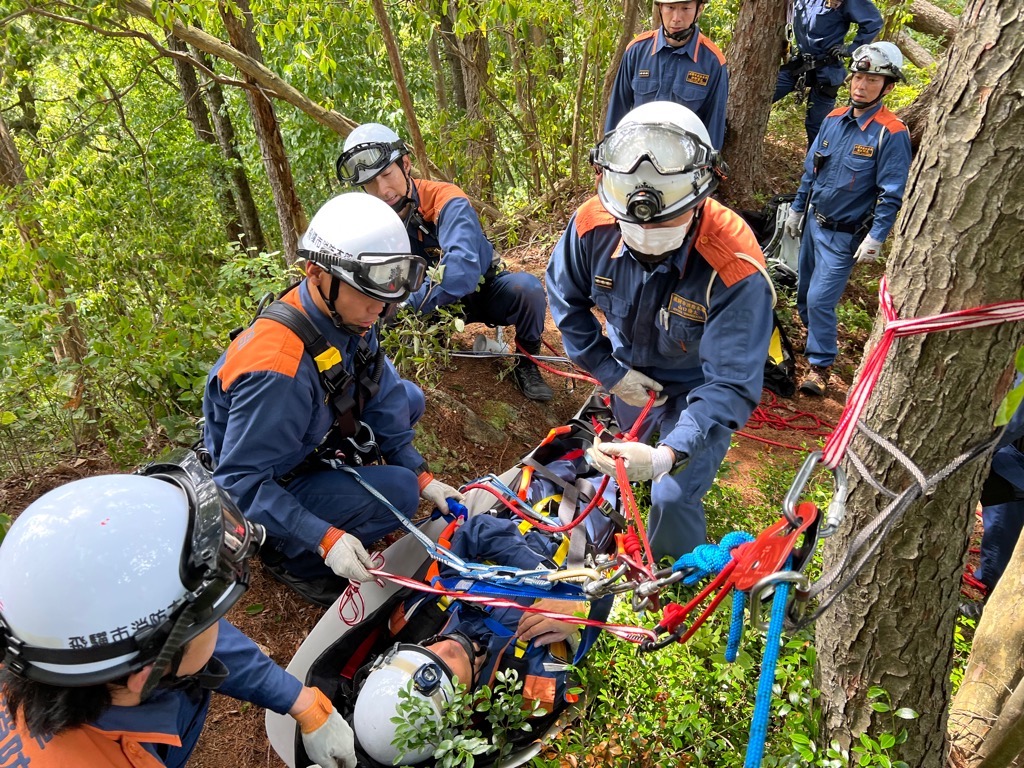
left=318, top=527, right=344, bottom=559
left=294, top=687, right=333, bottom=734
left=417, top=471, right=434, bottom=492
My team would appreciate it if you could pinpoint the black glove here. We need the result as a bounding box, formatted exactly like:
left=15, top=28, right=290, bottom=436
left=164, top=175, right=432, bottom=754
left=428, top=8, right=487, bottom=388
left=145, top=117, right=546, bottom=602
left=828, top=44, right=848, bottom=61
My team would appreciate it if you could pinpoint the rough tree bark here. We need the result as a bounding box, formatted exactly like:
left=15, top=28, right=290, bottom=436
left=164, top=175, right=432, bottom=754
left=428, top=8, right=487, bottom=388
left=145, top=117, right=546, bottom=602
left=814, top=2, right=1024, bottom=766
left=218, top=0, right=306, bottom=263
left=370, top=0, right=430, bottom=179
left=193, top=44, right=266, bottom=254
left=427, top=30, right=449, bottom=114
left=167, top=34, right=244, bottom=246
left=720, top=0, right=788, bottom=206
left=909, top=0, right=956, bottom=42
left=0, top=113, right=96, bottom=437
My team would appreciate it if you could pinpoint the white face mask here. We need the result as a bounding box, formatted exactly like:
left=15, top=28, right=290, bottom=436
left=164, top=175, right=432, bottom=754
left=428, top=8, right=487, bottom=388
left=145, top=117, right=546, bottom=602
left=619, top=216, right=693, bottom=260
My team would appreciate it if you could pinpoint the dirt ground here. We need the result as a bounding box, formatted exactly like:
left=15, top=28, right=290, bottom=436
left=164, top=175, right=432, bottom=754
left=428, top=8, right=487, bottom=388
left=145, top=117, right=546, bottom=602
left=0, top=137, right=893, bottom=768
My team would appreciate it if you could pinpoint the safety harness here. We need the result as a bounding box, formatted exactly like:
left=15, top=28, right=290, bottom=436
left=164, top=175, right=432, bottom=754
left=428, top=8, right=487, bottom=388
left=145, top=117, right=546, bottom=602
left=232, top=291, right=387, bottom=473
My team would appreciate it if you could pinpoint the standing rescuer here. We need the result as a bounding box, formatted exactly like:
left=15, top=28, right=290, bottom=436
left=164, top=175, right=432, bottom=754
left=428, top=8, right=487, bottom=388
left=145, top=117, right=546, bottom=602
left=546, top=101, right=774, bottom=562
left=0, top=456, right=356, bottom=768
left=773, top=0, right=884, bottom=146
left=604, top=0, right=728, bottom=149
left=784, top=42, right=912, bottom=396
left=336, top=124, right=554, bottom=402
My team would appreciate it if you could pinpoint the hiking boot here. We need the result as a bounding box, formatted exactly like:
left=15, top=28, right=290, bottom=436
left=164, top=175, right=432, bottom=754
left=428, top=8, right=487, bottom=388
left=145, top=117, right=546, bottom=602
left=512, top=341, right=553, bottom=402
left=261, top=560, right=348, bottom=607
left=799, top=365, right=830, bottom=396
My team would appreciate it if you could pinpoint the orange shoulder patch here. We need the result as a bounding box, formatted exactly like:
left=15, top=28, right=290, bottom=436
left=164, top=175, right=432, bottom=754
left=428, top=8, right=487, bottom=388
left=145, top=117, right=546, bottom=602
left=695, top=34, right=727, bottom=66
left=872, top=106, right=909, bottom=134
left=626, top=29, right=658, bottom=53
left=574, top=196, right=617, bottom=238
left=826, top=106, right=848, bottom=118
left=414, top=179, right=470, bottom=223
left=693, top=200, right=765, bottom=287
left=217, top=291, right=308, bottom=391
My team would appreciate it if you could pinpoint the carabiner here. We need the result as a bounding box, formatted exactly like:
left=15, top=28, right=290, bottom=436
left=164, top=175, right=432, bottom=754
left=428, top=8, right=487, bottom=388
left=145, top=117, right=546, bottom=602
left=820, top=464, right=848, bottom=538
left=747, top=571, right=810, bottom=632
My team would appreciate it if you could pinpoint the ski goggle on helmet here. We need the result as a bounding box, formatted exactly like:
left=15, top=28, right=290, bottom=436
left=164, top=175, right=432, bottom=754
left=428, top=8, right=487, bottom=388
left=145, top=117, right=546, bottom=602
left=299, top=194, right=427, bottom=303
left=592, top=102, right=722, bottom=223
left=336, top=123, right=409, bottom=186
left=0, top=449, right=263, bottom=689
left=849, top=42, right=905, bottom=82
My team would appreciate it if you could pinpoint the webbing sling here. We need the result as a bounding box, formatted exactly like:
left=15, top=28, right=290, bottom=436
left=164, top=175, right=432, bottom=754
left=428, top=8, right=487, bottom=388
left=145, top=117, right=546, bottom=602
left=259, top=300, right=382, bottom=449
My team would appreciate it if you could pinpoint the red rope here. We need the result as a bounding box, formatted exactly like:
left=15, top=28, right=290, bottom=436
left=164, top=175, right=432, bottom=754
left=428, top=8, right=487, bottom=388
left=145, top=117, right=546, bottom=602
left=515, top=340, right=600, bottom=385
left=737, top=391, right=835, bottom=451
left=823, top=278, right=1024, bottom=469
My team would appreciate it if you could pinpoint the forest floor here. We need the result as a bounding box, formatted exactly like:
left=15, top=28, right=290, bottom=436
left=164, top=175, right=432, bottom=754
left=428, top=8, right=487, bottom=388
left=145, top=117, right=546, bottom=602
left=0, top=137, right=926, bottom=768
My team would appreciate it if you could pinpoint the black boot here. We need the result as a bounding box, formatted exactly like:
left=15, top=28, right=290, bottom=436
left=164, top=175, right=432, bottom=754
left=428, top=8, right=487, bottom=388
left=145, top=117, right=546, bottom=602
left=511, top=339, right=553, bottom=402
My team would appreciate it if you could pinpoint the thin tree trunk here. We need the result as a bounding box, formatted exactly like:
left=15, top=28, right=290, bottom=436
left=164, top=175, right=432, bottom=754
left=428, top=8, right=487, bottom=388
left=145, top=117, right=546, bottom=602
left=908, top=0, right=956, bottom=42
left=721, top=0, right=789, bottom=206
left=167, top=34, right=244, bottom=245
left=815, top=2, right=1024, bottom=765
left=0, top=113, right=97, bottom=438
left=438, top=6, right=467, bottom=111
left=218, top=0, right=306, bottom=264
left=194, top=45, right=267, bottom=254
left=370, top=0, right=429, bottom=179
left=601, top=0, right=643, bottom=136
left=427, top=30, right=448, bottom=114
left=897, top=29, right=937, bottom=70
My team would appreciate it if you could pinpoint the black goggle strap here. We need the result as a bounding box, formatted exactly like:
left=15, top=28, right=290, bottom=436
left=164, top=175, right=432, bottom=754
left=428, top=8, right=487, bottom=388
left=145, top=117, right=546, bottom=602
left=421, top=631, right=487, bottom=690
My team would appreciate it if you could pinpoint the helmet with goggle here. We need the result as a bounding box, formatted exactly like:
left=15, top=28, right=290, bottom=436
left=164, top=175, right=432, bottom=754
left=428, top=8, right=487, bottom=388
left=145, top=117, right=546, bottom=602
left=299, top=193, right=426, bottom=304
left=337, top=123, right=409, bottom=186
left=849, top=42, right=905, bottom=82
left=353, top=643, right=457, bottom=765
left=0, top=449, right=263, bottom=693
left=592, top=101, right=724, bottom=224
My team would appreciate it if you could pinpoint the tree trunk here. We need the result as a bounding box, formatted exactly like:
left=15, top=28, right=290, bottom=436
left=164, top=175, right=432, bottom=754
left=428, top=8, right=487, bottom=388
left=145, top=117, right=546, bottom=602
left=370, top=0, right=430, bottom=179
left=897, top=29, right=937, bottom=70
left=438, top=6, right=468, bottom=111
left=601, top=0, right=643, bottom=136
left=815, top=2, right=1024, bottom=765
left=194, top=45, right=267, bottom=254
left=455, top=5, right=493, bottom=197
left=167, top=34, right=245, bottom=246
left=908, top=0, right=957, bottom=42
left=218, top=0, right=306, bottom=264
left=720, top=0, right=788, bottom=207
left=427, top=30, right=449, bottom=114
left=0, top=113, right=97, bottom=438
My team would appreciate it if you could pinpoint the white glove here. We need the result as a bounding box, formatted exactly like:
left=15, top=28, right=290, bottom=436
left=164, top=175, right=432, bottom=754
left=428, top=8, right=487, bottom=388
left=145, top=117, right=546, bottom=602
left=585, top=440, right=675, bottom=482
left=854, top=235, right=883, bottom=263
left=609, top=369, right=667, bottom=408
left=784, top=208, right=805, bottom=240
left=418, top=473, right=466, bottom=513
left=321, top=530, right=374, bottom=582
left=299, top=699, right=357, bottom=768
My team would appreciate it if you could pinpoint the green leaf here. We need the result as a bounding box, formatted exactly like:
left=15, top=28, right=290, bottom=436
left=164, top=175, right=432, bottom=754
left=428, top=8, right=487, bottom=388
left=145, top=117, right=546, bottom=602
left=893, top=707, right=919, bottom=720
left=244, top=603, right=264, bottom=615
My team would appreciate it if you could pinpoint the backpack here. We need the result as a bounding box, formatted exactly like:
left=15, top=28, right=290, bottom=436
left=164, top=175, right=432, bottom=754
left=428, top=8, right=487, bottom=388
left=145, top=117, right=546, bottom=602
left=764, top=311, right=797, bottom=398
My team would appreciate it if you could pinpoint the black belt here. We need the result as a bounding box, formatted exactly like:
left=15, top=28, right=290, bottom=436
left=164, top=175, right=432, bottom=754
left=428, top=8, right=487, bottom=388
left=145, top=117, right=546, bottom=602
left=814, top=211, right=862, bottom=234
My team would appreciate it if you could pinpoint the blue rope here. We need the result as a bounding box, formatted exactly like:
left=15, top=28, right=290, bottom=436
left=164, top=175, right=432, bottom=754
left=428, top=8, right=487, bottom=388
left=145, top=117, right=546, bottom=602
left=672, top=531, right=754, bottom=584
left=725, top=591, right=746, bottom=662
left=743, top=574, right=791, bottom=768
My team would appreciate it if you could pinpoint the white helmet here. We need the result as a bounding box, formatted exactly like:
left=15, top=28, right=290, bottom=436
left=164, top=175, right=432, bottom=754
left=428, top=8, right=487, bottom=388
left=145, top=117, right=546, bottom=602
left=849, top=42, right=905, bottom=82
left=0, top=449, right=262, bottom=690
left=337, top=123, right=409, bottom=186
left=353, top=643, right=456, bottom=765
left=593, top=101, right=723, bottom=224
left=299, top=193, right=426, bottom=303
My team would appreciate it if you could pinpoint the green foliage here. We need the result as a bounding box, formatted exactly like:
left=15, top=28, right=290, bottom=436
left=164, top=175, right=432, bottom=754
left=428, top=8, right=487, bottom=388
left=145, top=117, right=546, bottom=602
left=995, top=347, right=1024, bottom=426
left=378, top=303, right=465, bottom=390
left=391, top=666, right=544, bottom=768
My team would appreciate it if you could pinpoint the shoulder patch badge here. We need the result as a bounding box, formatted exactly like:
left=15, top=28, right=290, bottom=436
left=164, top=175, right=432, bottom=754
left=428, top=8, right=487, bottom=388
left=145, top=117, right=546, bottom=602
left=686, top=71, right=710, bottom=86
left=852, top=144, right=874, bottom=157
left=668, top=294, right=707, bottom=323
left=638, top=69, right=651, bottom=78
left=595, top=275, right=614, bottom=290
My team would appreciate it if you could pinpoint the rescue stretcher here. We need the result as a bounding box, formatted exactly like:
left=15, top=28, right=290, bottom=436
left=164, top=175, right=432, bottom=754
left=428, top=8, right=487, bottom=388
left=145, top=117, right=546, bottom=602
left=266, top=393, right=625, bottom=767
